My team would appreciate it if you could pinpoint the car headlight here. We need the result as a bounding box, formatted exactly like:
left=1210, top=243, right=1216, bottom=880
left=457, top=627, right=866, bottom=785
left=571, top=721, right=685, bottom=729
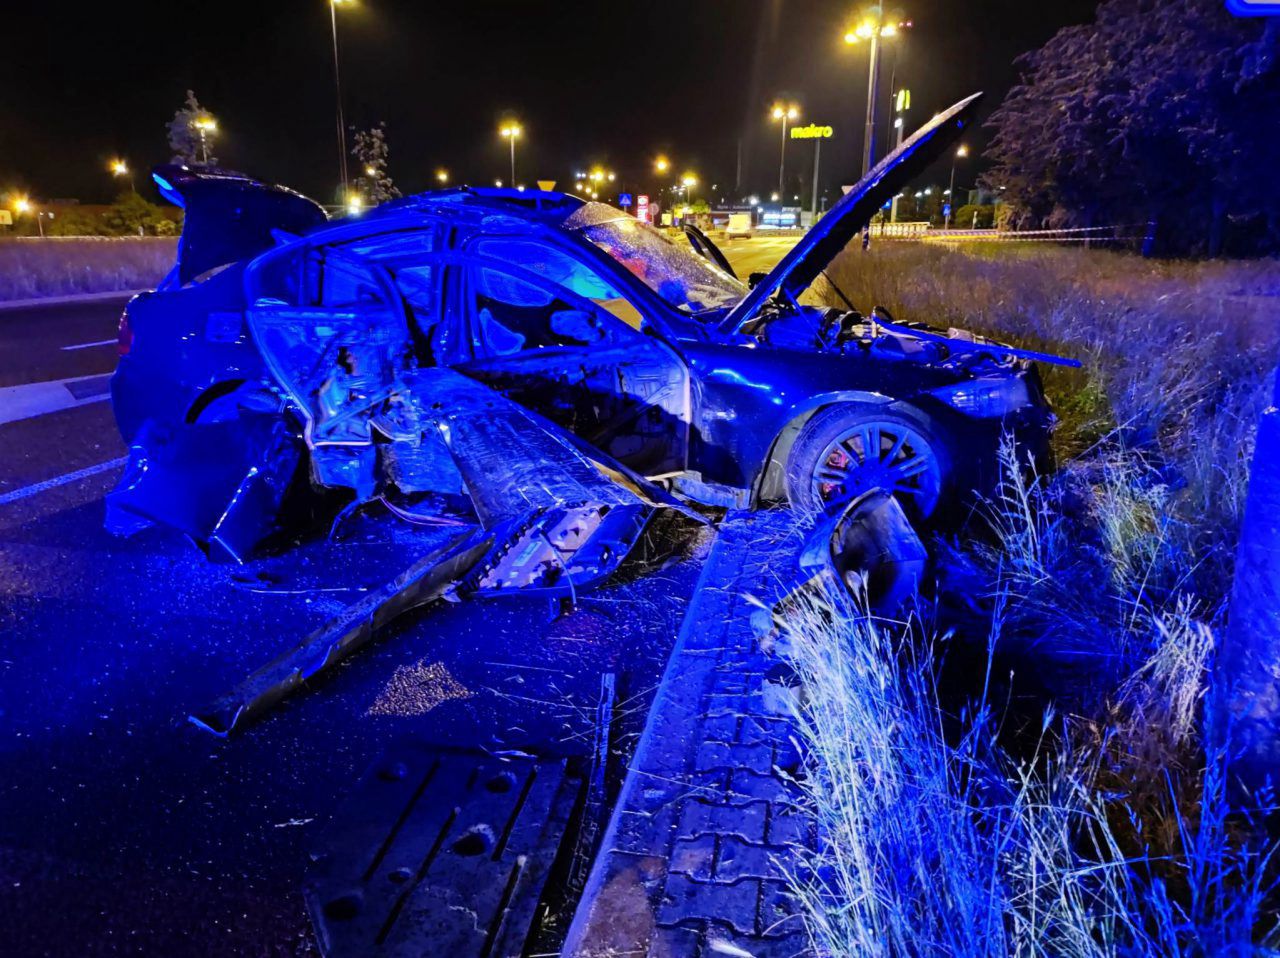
left=931, top=376, right=1032, bottom=418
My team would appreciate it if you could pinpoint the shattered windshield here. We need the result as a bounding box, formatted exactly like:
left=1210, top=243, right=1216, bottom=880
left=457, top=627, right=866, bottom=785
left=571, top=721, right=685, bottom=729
left=575, top=217, right=746, bottom=315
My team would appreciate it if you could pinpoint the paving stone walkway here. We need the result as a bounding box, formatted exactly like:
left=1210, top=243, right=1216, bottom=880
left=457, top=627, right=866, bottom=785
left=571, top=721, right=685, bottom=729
left=564, top=511, right=814, bottom=957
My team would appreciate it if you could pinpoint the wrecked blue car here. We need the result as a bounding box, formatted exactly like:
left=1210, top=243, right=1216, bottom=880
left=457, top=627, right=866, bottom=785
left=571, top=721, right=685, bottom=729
left=103, top=95, right=1068, bottom=732
left=111, top=94, right=1062, bottom=551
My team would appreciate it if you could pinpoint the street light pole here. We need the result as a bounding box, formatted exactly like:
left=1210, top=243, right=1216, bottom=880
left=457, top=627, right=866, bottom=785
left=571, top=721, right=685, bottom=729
left=946, top=144, right=968, bottom=229
left=861, top=16, right=882, bottom=176
left=329, top=0, right=350, bottom=198
left=811, top=138, right=821, bottom=223
left=500, top=123, right=522, bottom=186
left=771, top=103, right=799, bottom=198
left=845, top=7, right=910, bottom=177
left=779, top=114, right=789, bottom=195
left=110, top=159, right=136, bottom=195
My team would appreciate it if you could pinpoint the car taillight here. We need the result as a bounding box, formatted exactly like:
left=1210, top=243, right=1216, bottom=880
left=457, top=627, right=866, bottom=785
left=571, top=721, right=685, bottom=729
left=117, top=309, right=133, bottom=356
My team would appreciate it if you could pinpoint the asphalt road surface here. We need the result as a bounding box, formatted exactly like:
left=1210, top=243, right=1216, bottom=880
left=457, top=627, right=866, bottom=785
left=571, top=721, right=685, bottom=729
left=0, top=235, right=796, bottom=956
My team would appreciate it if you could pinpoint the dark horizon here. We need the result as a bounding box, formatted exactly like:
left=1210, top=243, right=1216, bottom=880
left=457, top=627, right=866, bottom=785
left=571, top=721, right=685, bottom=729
left=2, top=0, right=1098, bottom=207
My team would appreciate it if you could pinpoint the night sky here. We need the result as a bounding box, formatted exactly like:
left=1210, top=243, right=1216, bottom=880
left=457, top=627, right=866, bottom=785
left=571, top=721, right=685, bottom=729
left=1, top=1, right=1098, bottom=207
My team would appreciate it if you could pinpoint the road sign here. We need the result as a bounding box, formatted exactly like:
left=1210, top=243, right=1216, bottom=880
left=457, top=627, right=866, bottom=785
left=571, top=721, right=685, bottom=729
left=943, top=203, right=952, bottom=217
left=636, top=194, right=650, bottom=222
left=790, top=124, right=834, bottom=140
left=895, top=89, right=911, bottom=112
left=537, top=180, right=556, bottom=192
left=618, top=192, right=633, bottom=207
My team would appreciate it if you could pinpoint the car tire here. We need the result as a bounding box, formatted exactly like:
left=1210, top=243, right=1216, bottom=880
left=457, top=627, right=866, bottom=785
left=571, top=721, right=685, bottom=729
left=784, top=404, right=949, bottom=521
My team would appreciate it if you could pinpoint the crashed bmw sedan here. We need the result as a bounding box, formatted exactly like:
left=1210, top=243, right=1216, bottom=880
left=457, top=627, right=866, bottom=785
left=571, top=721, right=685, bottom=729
left=103, top=94, right=1072, bottom=732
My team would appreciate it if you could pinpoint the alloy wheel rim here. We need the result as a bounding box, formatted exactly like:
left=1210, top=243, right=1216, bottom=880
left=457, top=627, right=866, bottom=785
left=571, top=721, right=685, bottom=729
left=810, top=420, right=942, bottom=516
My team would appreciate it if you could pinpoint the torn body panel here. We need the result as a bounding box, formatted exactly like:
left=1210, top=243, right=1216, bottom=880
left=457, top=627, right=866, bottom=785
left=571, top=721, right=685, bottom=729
left=105, top=411, right=303, bottom=563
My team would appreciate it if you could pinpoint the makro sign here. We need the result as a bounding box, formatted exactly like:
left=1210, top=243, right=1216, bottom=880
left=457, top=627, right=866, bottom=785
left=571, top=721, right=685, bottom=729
left=790, top=124, right=834, bottom=140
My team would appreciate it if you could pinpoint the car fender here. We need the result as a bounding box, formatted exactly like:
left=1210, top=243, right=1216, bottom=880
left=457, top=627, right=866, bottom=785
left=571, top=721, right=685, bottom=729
left=748, top=390, right=896, bottom=504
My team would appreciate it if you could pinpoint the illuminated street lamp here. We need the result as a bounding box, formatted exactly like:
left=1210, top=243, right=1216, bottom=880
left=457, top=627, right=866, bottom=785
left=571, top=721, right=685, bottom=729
left=192, top=115, right=218, bottom=165
left=329, top=0, right=354, bottom=196
left=681, top=173, right=698, bottom=207
left=13, top=196, right=46, bottom=237
left=945, top=144, right=968, bottom=229
left=499, top=122, right=522, bottom=186
left=844, top=6, right=911, bottom=175
left=770, top=101, right=800, bottom=197
left=436, top=169, right=449, bottom=185
left=654, top=155, right=670, bottom=174
left=110, top=158, right=136, bottom=194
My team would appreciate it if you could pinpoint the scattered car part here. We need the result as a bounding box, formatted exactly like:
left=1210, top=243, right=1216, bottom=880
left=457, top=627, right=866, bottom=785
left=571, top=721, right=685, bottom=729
left=188, top=367, right=699, bottom=735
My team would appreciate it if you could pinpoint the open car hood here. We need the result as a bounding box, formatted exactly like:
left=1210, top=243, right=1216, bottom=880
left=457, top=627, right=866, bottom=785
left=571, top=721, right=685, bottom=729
left=718, top=92, right=983, bottom=334
left=151, top=164, right=328, bottom=285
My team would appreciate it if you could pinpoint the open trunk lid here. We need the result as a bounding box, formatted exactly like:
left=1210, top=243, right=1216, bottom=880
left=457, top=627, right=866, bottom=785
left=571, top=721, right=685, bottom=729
left=151, top=164, right=328, bottom=286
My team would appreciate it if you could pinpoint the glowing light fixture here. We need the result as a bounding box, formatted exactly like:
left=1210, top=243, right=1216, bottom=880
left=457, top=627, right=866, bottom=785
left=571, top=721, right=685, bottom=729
left=499, top=121, right=522, bottom=184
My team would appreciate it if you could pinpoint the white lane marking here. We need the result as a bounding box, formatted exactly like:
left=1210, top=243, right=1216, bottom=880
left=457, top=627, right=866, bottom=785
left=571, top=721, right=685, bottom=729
left=0, top=456, right=128, bottom=507
left=0, top=374, right=111, bottom=426
left=61, top=338, right=117, bottom=352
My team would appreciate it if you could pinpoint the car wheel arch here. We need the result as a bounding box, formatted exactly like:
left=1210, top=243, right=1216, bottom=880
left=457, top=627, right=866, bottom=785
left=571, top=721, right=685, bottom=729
left=750, top=391, right=897, bottom=506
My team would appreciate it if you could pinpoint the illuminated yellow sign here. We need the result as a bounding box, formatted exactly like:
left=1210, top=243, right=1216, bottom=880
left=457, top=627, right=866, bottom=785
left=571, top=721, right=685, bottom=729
left=790, top=124, right=834, bottom=140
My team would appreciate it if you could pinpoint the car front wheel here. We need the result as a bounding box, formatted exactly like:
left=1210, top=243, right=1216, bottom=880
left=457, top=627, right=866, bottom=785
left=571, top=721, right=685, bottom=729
left=784, top=404, right=947, bottom=520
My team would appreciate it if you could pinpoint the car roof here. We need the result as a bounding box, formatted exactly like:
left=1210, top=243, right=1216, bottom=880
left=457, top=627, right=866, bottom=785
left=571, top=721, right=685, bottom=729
left=367, top=187, right=628, bottom=230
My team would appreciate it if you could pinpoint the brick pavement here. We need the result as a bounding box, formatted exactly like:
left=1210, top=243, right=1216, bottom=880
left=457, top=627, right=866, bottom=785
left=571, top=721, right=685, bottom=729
left=563, top=511, right=814, bottom=958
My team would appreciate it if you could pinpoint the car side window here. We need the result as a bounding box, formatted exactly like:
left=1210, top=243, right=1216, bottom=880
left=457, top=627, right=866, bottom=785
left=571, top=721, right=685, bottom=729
left=470, top=237, right=646, bottom=331
left=468, top=264, right=619, bottom=358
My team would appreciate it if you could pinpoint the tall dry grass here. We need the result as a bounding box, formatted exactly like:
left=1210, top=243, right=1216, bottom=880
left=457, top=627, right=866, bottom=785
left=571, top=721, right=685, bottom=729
left=824, top=243, right=1278, bottom=608
left=779, top=244, right=1280, bottom=955
left=0, top=237, right=176, bottom=301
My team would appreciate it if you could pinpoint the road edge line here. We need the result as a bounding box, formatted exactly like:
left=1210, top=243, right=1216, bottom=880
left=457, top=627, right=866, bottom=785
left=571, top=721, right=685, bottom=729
left=0, top=456, right=128, bottom=507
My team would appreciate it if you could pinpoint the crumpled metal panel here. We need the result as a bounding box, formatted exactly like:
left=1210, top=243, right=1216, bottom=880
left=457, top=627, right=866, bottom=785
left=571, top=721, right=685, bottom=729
left=105, top=412, right=302, bottom=563
left=189, top=531, right=489, bottom=736
left=413, top=367, right=648, bottom=526
left=304, top=744, right=579, bottom=958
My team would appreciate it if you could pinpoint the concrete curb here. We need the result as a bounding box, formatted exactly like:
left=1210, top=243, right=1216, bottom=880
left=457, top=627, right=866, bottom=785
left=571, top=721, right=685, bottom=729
left=0, top=289, right=146, bottom=312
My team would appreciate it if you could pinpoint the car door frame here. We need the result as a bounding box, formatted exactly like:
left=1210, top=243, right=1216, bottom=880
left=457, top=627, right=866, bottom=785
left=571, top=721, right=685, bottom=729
left=446, top=235, right=694, bottom=478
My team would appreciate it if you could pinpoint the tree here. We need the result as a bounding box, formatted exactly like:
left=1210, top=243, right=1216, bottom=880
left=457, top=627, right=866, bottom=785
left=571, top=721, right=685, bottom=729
left=167, top=90, right=218, bottom=167
left=953, top=204, right=996, bottom=230
left=351, top=123, right=400, bottom=205
left=101, top=191, right=178, bottom=236
left=48, top=208, right=105, bottom=237
left=984, top=0, right=1280, bottom=256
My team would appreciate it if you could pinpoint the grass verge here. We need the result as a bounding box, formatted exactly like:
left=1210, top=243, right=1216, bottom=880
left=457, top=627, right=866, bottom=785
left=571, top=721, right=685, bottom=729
left=779, top=245, right=1280, bottom=955
left=0, top=237, right=176, bottom=301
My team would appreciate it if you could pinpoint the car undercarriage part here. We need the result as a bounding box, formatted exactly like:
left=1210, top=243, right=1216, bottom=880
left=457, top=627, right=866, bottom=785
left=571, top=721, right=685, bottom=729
left=751, top=490, right=929, bottom=648
left=304, top=743, right=581, bottom=958
left=189, top=530, right=489, bottom=736
left=188, top=367, right=700, bottom=735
